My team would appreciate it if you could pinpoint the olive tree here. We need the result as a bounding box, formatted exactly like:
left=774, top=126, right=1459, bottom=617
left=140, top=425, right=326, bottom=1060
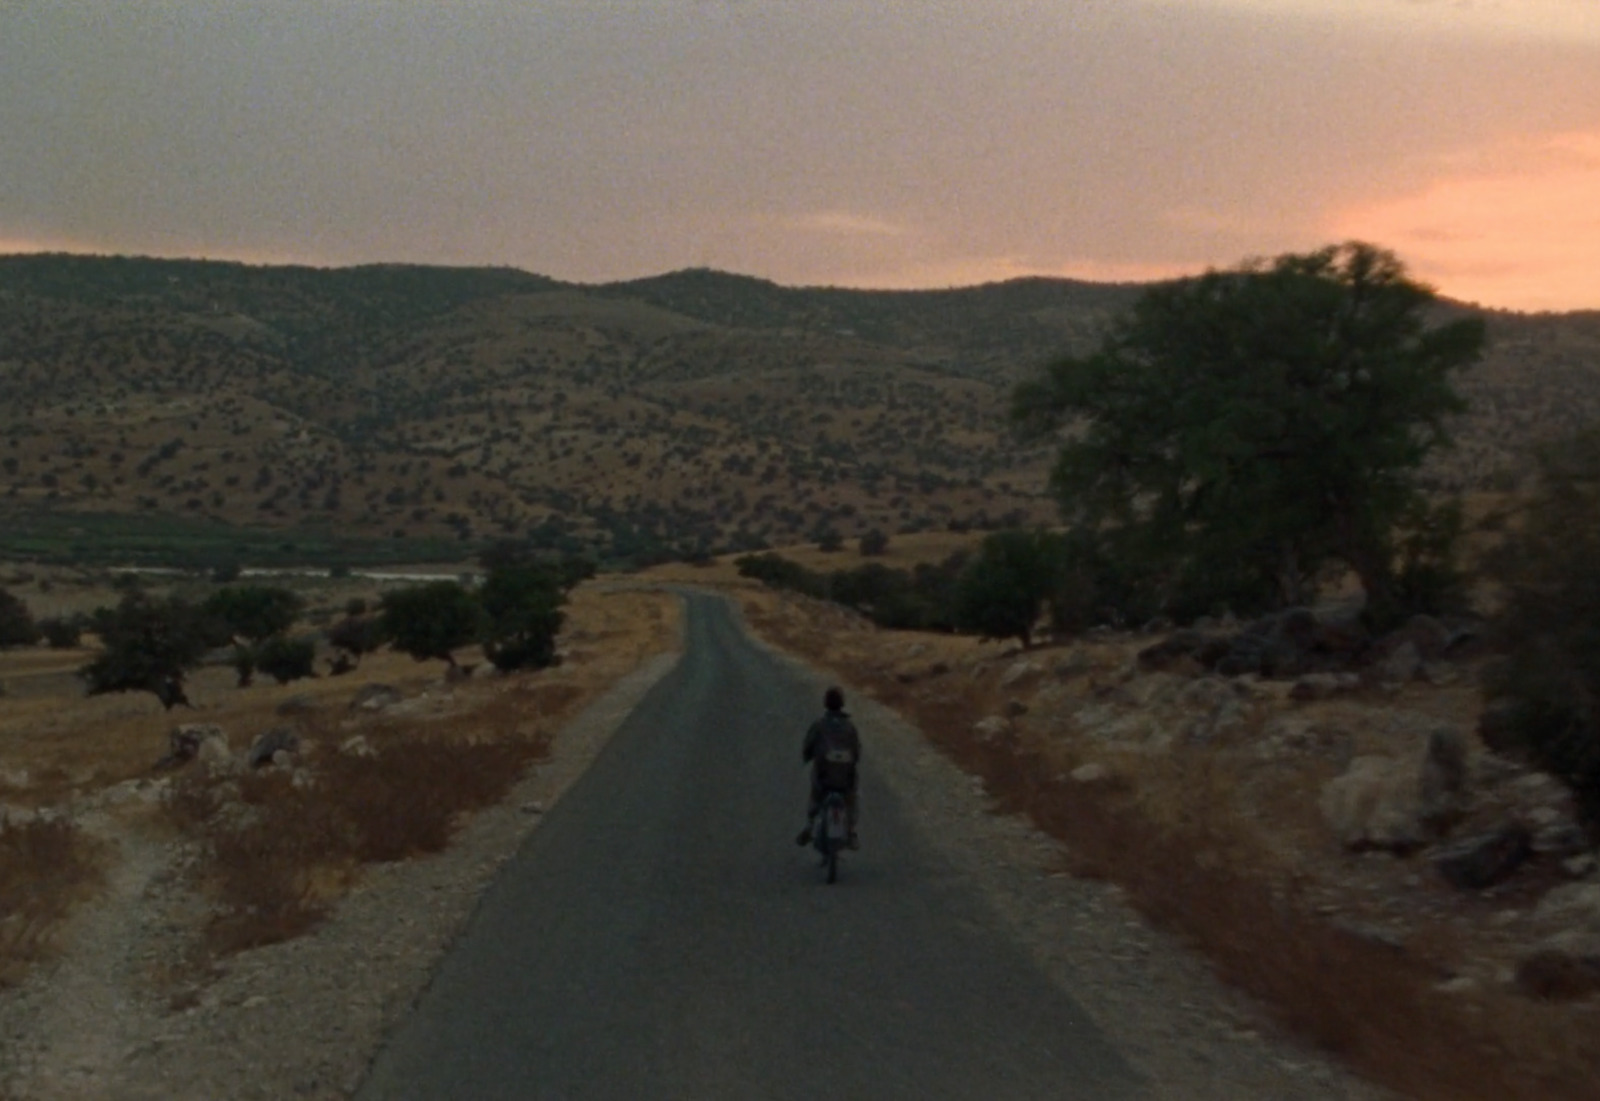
left=1014, top=242, right=1484, bottom=625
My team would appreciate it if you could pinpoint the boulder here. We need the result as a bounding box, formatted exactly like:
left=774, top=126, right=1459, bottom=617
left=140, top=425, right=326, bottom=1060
left=1433, top=824, right=1532, bottom=889
left=157, top=724, right=228, bottom=770
left=248, top=727, right=300, bottom=769
left=1417, top=726, right=1469, bottom=830
left=1051, top=650, right=1094, bottom=680
left=1320, top=756, right=1430, bottom=851
left=351, top=684, right=402, bottom=712
left=196, top=732, right=237, bottom=772
left=1515, top=933, right=1600, bottom=999
left=1070, top=762, right=1111, bottom=784
left=1376, top=641, right=1422, bottom=685
left=1535, top=882, right=1600, bottom=930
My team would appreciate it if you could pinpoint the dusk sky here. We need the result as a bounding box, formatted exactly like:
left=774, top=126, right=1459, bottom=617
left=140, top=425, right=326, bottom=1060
left=4, top=1, right=1598, bottom=311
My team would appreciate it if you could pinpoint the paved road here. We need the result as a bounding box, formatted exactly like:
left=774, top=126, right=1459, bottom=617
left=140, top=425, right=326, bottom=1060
left=357, top=594, right=1143, bottom=1100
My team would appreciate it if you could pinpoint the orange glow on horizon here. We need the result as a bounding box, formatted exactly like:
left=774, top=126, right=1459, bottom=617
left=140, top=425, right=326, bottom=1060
left=1331, top=131, right=1600, bottom=312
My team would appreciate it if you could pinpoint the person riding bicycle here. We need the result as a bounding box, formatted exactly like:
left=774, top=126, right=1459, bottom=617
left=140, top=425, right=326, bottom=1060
left=796, top=686, right=861, bottom=850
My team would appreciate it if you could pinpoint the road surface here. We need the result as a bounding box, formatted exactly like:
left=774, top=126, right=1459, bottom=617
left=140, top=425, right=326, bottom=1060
left=357, top=593, right=1143, bottom=1099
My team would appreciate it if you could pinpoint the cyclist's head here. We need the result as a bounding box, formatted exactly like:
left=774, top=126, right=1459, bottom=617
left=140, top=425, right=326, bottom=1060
left=824, top=687, right=844, bottom=712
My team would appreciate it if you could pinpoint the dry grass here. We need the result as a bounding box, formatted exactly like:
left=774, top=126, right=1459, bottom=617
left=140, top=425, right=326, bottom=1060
left=735, top=584, right=1600, bottom=1101
left=165, top=720, right=551, bottom=956
left=0, top=817, right=103, bottom=987
left=0, top=580, right=682, bottom=973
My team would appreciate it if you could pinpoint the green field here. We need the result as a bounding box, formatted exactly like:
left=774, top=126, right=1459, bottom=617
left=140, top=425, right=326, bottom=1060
left=0, top=510, right=468, bottom=570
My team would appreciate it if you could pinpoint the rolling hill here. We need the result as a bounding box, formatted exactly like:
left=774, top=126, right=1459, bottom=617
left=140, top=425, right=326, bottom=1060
left=1, top=253, right=1596, bottom=567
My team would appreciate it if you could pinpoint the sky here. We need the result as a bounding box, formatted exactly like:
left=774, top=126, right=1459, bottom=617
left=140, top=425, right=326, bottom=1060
left=3, top=1, right=1599, bottom=312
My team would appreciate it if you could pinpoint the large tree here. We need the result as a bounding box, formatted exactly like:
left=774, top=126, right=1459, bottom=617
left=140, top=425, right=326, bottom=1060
left=80, top=593, right=212, bottom=708
left=1014, top=242, right=1484, bottom=623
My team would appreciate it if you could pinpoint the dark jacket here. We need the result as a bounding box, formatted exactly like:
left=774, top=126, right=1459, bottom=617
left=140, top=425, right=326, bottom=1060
left=803, top=709, right=861, bottom=790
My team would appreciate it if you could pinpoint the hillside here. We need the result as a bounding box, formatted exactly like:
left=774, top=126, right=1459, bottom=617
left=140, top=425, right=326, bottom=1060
left=1, top=254, right=1597, bottom=566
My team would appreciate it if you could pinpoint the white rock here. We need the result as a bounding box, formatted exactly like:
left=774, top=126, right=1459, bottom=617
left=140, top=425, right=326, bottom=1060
left=1000, top=660, right=1043, bottom=689
left=1319, top=755, right=1427, bottom=851
left=339, top=735, right=377, bottom=759
left=1534, top=883, right=1600, bottom=931
left=973, top=716, right=1011, bottom=743
left=1070, top=762, right=1111, bottom=784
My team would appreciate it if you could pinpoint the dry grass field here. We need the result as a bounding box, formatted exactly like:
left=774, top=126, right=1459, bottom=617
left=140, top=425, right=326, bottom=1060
left=0, top=576, right=681, bottom=982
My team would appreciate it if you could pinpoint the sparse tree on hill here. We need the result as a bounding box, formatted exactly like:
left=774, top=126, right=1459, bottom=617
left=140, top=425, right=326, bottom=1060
left=1014, top=242, right=1484, bottom=625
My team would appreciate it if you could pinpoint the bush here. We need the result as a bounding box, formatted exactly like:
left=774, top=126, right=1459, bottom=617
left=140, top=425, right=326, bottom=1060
left=326, top=615, right=384, bottom=665
left=35, top=616, right=82, bottom=649
left=859, top=529, right=889, bottom=557
left=735, top=552, right=825, bottom=597
left=1482, top=429, right=1600, bottom=831
left=255, top=635, right=317, bottom=685
left=0, top=589, right=38, bottom=649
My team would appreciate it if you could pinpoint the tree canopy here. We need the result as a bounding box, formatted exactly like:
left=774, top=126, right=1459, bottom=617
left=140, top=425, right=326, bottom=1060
left=80, top=593, right=212, bottom=708
left=479, top=564, right=567, bottom=673
left=203, top=585, right=304, bottom=644
left=379, top=581, right=485, bottom=666
left=1014, top=242, right=1484, bottom=623
left=953, top=529, right=1063, bottom=647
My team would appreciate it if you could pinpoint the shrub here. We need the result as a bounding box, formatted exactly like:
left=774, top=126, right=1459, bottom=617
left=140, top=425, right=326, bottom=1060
left=326, top=615, right=384, bottom=665
left=35, top=616, right=82, bottom=650
left=255, top=635, right=317, bottom=685
left=858, top=529, right=889, bottom=557
left=1481, top=429, right=1600, bottom=832
left=0, top=589, right=38, bottom=649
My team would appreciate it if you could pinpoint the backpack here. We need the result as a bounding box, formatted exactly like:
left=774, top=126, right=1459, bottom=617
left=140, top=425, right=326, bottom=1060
left=814, top=714, right=858, bottom=789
